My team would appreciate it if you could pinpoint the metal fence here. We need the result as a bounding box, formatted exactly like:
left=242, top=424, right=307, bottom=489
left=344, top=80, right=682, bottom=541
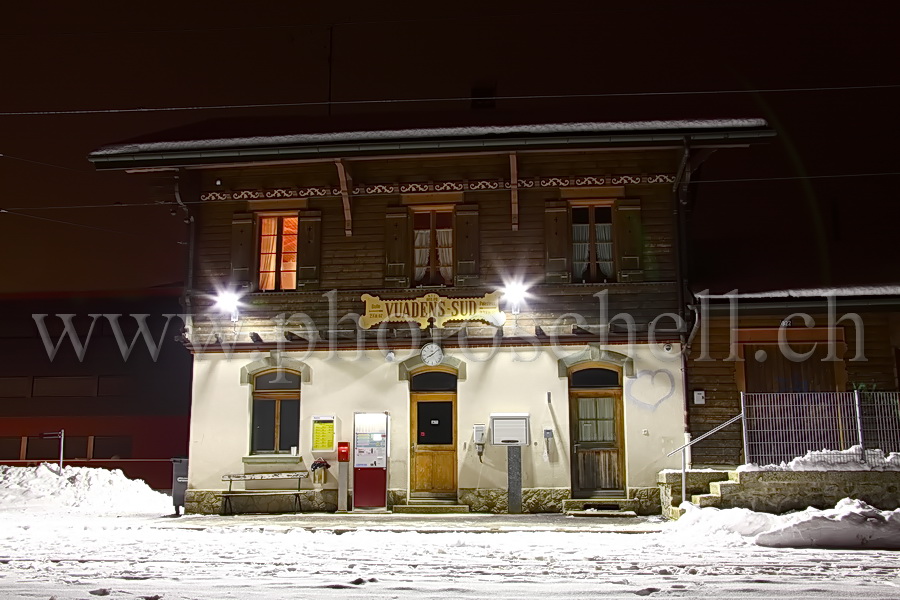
left=741, top=391, right=900, bottom=466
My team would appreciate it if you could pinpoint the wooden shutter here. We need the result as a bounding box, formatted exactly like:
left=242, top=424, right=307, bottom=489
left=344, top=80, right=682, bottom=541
left=454, top=204, right=480, bottom=286
left=614, top=198, right=644, bottom=282
left=231, top=212, right=254, bottom=291
left=297, top=210, right=321, bottom=289
left=544, top=201, right=570, bottom=284
left=384, top=206, right=410, bottom=288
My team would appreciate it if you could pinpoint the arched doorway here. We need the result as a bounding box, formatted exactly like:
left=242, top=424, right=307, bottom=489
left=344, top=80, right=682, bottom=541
left=569, top=366, right=625, bottom=497
left=409, top=369, right=458, bottom=499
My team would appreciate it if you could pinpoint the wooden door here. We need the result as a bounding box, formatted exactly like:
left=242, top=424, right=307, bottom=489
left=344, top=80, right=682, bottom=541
left=744, top=344, right=836, bottom=392
left=410, top=392, right=457, bottom=494
left=570, top=390, right=624, bottom=497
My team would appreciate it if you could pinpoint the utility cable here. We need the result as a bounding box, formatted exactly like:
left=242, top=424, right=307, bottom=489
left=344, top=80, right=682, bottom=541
left=0, top=84, right=897, bottom=116
left=0, top=209, right=186, bottom=245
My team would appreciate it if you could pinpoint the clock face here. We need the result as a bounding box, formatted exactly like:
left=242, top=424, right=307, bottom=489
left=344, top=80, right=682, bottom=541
left=421, top=343, right=444, bottom=366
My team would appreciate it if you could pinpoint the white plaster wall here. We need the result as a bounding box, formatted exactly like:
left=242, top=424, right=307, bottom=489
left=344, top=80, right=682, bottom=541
left=188, top=342, right=685, bottom=493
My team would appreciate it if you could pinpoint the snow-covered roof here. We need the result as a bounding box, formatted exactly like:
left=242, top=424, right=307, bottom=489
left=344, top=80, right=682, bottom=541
left=696, top=285, right=900, bottom=300
left=91, top=118, right=769, bottom=157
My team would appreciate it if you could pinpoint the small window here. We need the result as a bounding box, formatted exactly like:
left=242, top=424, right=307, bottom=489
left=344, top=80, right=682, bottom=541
left=92, top=436, right=132, bottom=459
left=413, top=209, right=454, bottom=286
left=258, top=215, right=299, bottom=291
left=410, top=371, right=458, bottom=391
left=572, top=206, right=614, bottom=283
left=252, top=371, right=301, bottom=454
left=0, top=437, right=22, bottom=460
left=571, top=368, right=619, bottom=388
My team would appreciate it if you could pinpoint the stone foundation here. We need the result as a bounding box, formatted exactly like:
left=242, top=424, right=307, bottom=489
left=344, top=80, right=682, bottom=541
left=459, top=488, right=570, bottom=513
left=658, top=470, right=900, bottom=518
left=628, top=486, right=662, bottom=515
left=185, top=489, right=337, bottom=515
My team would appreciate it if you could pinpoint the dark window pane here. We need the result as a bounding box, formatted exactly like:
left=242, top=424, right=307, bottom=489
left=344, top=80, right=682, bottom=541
left=0, top=377, right=30, bottom=397
left=572, top=207, right=589, bottom=224
left=410, top=371, right=457, bottom=391
left=92, top=436, right=132, bottom=459
left=571, top=368, right=619, bottom=388
left=63, top=436, right=88, bottom=459
left=413, top=212, right=430, bottom=229
left=278, top=399, right=300, bottom=451
left=252, top=399, right=276, bottom=453
left=417, top=401, right=453, bottom=445
left=0, top=437, right=21, bottom=460
left=26, top=437, right=59, bottom=460
left=254, top=371, right=301, bottom=390
left=594, top=206, right=612, bottom=223
left=33, top=376, right=98, bottom=397
left=435, top=211, right=453, bottom=229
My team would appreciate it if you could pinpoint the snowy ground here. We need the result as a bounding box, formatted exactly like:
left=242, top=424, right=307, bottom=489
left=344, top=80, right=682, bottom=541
left=1, top=465, right=898, bottom=599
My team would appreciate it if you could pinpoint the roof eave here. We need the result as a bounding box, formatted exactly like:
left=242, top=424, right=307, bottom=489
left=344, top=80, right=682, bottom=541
left=88, top=128, right=776, bottom=171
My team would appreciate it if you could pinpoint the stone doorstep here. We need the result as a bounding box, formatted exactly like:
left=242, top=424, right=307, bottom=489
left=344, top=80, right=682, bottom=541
left=568, top=510, right=638, bottom=518
left=562, top=498, right=640, bottom=513
left=392, top=504, right=470, bottom=514
left=690, top=493, right=720, bottom=508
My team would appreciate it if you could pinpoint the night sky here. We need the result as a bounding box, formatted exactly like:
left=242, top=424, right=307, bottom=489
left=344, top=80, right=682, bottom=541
left=2, top=2, right=898, bottom=295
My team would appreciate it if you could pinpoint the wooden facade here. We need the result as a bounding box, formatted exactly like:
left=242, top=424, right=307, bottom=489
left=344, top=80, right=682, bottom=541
left=183, top=148, right=686, bottom=349
left=685, top=307, right=900, bottom=466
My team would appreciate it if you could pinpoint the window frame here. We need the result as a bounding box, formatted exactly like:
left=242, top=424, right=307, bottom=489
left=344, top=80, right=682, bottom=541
left=256, top=211, right=300, bottom=292
left=251, top=370, right=301, bottom=455
left=569, top=200, right=616, bottom=284
left=410, top=204, right=455, bottom=287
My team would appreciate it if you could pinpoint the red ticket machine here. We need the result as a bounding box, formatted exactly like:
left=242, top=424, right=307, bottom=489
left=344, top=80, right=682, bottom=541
left=352, top=412, right=389, bottom=510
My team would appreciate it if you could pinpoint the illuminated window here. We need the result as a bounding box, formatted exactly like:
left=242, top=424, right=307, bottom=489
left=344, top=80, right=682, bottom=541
left=258, top=215, right=298, bottom=291
left=413, top=209, right=454, bottom=286
left=252, top=370, right=301, bottom=454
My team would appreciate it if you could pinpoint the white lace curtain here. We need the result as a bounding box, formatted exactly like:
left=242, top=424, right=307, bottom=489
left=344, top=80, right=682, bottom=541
left=436, top=228, right=453, bottom=283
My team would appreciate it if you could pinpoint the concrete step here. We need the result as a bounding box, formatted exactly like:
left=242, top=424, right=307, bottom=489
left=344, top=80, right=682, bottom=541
left=665, top=505, right=686, bottom=520
left=691, top=493, right=720, bottom=508
left=392, top=504, right=470, bottom=514
left=562, top=498, right=638, bottom=513
left=568, top=510, right=638, bottom=518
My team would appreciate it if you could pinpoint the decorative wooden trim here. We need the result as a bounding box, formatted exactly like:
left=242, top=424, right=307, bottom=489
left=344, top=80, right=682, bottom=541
left=200, top=173, right=676, bottom=202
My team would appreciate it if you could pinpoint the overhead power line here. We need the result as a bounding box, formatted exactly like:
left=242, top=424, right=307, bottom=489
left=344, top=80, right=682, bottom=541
left=0, top=209, right=186, bottom=245
left=0, top=84, right=898, bottom=117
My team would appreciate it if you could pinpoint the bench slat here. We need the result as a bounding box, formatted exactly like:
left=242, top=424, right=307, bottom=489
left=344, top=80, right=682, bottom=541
left=223, top=472, right=309, bottom=481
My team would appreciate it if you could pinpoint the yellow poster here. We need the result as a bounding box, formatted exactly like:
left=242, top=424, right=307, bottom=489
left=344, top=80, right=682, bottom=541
left=311, top=417, right=335, bottom=452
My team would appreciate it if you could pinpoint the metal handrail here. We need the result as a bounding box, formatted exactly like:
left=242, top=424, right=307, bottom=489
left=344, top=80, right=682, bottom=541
left=667, top=413, right=744, bottom=457
left=665, top=412, right=743, bottom=510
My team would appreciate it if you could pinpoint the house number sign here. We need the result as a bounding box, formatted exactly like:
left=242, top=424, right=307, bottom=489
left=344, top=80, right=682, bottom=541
left=359, top=291, right=503, bottom=329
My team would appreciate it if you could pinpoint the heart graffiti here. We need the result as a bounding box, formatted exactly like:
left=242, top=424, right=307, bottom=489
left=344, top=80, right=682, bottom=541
left=625, top=369, right=676, bottom=411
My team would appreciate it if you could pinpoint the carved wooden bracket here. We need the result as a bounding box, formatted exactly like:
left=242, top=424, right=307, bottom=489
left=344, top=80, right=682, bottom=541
left=335, top=159, right=352, bottom=236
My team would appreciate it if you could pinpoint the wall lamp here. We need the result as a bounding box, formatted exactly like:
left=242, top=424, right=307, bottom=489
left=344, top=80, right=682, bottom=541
left=214, top=290, right=241, bottom=322
left=501, top=280, right=530, bottom=315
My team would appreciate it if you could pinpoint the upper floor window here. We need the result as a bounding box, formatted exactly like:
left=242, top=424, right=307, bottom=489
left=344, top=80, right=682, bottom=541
left=413, top=209, right=454, bottom=286
left=384, top=200, right=480, bottom=289
left=544, top=198, right=644, bottom=284
left=230, top=209, right=322, bottom=293
left=572, top=206, right=614, bottom=283
left=258, top=215, right=298, bottom=291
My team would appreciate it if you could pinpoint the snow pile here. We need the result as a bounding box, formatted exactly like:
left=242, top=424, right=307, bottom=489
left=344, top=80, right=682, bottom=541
left=738, top=446, right=900, bottom=472
left=676, top=498, right=900, bottom=549
left=0, top=463, right=171, bottom=515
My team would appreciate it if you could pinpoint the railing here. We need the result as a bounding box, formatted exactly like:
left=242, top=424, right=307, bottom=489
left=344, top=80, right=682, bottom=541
left=741, top=391, right=900, bottom=466
left=666, top=413, right=743, bottom=508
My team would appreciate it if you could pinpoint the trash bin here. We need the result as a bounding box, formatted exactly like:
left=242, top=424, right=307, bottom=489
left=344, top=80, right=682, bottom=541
left=171, top=457, right=188, bottom=516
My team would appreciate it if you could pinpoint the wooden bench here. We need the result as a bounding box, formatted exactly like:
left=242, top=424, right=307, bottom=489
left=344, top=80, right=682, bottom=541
left=220, top=471, right=310, bottom=515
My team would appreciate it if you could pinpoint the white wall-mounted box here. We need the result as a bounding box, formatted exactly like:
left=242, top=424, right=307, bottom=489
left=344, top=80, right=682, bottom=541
left=489, top=413, right=530, bottom=446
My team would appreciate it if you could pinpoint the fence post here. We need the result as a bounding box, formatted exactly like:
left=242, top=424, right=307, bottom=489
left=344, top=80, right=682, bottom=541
left=740, top=392, right=750, bottom=464
left=854, top=389, right=866, bottom=463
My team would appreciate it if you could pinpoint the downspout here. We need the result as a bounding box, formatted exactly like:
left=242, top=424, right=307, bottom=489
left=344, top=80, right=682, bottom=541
left=672, top=140, right=692, bottom=456
left=174, top=171, right=195, bottom=342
